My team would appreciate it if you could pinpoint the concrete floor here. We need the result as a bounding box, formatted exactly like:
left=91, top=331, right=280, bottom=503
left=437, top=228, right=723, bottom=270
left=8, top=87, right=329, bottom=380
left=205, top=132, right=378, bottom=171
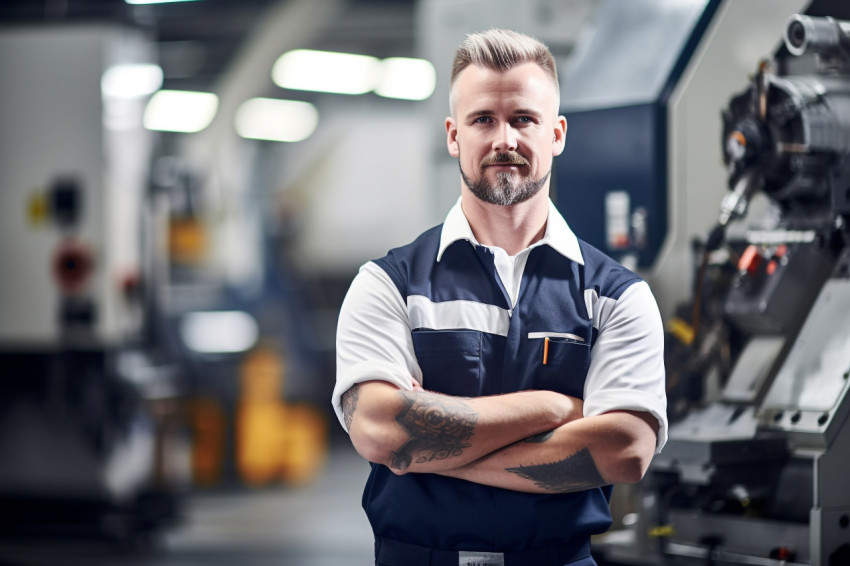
left=0, top=444, right=376, bottom=566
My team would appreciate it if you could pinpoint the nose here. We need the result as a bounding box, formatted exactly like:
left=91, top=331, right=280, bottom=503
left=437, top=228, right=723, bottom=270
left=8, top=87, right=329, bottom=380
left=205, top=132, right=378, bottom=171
left=493, top=123, right=518, bottom=152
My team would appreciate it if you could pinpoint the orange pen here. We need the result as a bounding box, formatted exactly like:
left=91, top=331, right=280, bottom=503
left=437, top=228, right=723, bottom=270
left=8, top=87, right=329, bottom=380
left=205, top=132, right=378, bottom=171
left=543, top=337, right=550, bottom=365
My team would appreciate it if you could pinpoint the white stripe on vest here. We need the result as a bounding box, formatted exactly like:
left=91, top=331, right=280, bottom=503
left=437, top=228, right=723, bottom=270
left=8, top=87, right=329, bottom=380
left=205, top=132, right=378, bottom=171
left=407, top=295, right=511, bottom=337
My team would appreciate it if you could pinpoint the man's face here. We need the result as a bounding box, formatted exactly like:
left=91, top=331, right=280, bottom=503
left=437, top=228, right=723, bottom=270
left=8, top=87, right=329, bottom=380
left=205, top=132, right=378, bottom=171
left=446, top=62, right=567, bottom=207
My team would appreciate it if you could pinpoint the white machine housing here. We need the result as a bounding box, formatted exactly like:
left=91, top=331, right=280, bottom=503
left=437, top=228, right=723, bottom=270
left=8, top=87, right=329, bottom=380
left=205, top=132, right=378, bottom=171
left=0, top=24, right=155, bottom=349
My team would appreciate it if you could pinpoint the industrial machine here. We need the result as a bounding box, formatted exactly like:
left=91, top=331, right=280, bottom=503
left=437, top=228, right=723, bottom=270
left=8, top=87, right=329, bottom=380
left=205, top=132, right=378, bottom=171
left=596, top=10, right=850, bottom=566
left=0, top=25, right=187, bottom=550
left=0, top=24, right=326, bottom=556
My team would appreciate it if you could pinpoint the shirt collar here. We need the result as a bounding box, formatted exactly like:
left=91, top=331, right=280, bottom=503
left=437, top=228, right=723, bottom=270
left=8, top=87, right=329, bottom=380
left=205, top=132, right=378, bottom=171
left=436, top=197, right=584, bottom=265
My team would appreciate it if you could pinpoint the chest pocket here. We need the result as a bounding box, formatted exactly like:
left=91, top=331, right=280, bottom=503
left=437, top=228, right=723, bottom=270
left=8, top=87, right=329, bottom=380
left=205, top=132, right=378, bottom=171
left=412, top=329, right=482, bottom=397
left=535, top=336, right=591, bottom=398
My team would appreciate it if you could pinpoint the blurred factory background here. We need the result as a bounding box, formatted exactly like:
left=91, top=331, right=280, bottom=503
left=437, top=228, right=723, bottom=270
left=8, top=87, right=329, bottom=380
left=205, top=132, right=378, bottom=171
left=2, top=0, right=850, bottom=565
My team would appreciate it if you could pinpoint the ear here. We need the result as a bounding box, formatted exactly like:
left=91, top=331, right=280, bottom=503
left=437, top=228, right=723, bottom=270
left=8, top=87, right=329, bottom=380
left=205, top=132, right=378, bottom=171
left=552, top=115, right=567, bottom=157
left=446, top=116, right=460, bottom=158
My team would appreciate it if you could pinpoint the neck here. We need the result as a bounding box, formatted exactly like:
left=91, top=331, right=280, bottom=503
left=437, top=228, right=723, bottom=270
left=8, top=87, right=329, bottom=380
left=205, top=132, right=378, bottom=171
left=460, top=188, right=549, bottom=256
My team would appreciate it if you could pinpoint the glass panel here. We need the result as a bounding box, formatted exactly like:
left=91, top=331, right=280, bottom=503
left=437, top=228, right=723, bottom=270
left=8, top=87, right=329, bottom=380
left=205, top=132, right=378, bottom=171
left=560, top=0, right=710, bottom=110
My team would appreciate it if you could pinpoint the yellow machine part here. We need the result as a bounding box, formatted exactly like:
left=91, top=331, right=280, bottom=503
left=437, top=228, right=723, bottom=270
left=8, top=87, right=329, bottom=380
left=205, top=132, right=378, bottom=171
left=169, top=217, right=206, bottom=264
left=188, top=397, right=226, bottom=487
left=236, top=345, right=328, bottom=486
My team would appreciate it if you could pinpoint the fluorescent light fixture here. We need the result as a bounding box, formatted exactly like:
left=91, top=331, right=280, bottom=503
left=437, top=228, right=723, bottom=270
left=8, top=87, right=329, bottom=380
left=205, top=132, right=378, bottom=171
left=102, top=63, right=163, bottom=100
left=180, top=310, right=259, bottom=354
left=235, top=98, right=318, bottom=142
left=125, top=0, right=200, bottom=4
left=143, top=90, right=218, bottom=133
left=272, top=49, right=380, bottom=95
left=375, top=57, right=436, bottom=101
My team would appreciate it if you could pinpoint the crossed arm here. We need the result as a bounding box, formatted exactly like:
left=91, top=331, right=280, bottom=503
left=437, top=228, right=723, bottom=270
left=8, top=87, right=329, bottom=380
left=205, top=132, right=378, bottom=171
left=342, top=380, right=658, bottom=494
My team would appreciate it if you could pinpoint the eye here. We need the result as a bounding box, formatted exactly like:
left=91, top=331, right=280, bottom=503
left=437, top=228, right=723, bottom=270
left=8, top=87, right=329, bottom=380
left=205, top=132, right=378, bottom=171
left=472, top=116, right=493, bottom=124
left=514, top=116, right=534, bottom=125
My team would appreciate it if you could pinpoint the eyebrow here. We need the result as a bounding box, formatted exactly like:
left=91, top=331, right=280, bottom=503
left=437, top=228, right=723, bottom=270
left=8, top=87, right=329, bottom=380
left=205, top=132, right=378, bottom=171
left=512, top=108, right=544, bottom=118
left=464, top=109, right=493, bottom=122
left=464, top=108, right=544, bottom=122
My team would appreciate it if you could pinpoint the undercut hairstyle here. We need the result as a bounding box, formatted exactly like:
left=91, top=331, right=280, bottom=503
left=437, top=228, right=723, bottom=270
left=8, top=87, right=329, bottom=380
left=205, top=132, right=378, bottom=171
left=449, top=28, right=560, bottom=115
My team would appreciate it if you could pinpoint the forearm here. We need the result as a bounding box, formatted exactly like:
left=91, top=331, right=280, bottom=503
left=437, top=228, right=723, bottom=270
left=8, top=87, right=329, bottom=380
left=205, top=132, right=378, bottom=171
left=439, top=410, right=658, bottom=493
left=344, top=381, right=582, bottom=475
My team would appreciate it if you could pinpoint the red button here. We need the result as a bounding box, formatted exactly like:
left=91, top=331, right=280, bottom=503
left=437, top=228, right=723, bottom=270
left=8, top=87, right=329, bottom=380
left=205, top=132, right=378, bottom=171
left=52, top=240, right=93, bottom=294
left=738, top=245, right=763, bottom=276
left=766, top=260, right=778, bottom=275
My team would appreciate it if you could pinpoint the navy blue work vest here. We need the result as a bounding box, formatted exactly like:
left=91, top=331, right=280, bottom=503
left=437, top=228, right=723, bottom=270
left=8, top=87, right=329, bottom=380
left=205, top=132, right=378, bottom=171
left=365, top=224, right=641, bottom=552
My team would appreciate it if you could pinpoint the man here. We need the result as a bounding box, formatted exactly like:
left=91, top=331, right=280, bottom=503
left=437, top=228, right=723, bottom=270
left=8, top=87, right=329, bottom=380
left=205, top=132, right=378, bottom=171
left=333, top=28, right=667, bottom=566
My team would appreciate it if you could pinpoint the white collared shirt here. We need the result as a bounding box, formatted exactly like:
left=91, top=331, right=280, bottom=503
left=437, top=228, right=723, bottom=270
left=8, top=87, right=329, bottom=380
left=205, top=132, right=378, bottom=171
left=438, top=198, right=583, bottom=308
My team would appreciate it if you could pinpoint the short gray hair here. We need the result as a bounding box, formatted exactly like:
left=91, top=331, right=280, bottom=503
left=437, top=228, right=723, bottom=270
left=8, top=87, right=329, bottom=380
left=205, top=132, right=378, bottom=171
left=449, top=29, right=560, bottom=114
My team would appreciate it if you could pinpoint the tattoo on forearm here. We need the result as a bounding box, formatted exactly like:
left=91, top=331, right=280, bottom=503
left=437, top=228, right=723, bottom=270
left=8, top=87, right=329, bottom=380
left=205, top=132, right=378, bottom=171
left=342, top=383, right=361, bottom=430
left=523, top=430, right=555, bottom=444
left=506, top=447, right=604, bottom=492
left=391, top=392, right=478, bottom=470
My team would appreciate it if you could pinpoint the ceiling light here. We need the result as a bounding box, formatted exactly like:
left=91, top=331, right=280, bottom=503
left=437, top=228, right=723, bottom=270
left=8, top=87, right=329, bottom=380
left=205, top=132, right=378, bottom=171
left=272, top=49, right=380, bottom=95
left=125, top=0, right=200, bottom=4
left=143, top=90, right=218, bottom=133
left=375, top=57, right=436, bottom=101
left=180, top=311, right=259, bottom=354
left=235, top=98, right=318, bottom=142
left=101, top=63, right=163, bottom=100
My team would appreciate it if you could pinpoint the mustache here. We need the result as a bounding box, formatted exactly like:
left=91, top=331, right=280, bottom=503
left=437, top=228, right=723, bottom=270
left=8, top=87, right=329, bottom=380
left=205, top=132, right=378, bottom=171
left=480, top=152, right=528, bottom=167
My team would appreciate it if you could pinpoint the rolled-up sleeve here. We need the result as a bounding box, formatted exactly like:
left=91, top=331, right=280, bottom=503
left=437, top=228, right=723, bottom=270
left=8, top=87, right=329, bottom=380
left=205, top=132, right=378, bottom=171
left=332, top=262, right=422, bottom=432
left=583, top=281, right=668, bottom=452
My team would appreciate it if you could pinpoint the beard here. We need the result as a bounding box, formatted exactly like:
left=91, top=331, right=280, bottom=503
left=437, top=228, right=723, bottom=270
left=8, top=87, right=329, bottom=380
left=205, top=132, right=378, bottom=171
left=459, top=151, right=550, bottom=206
